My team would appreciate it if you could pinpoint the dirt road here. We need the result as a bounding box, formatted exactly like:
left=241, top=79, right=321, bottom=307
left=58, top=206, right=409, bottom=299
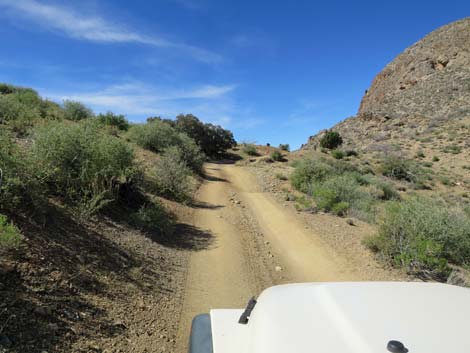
left=176, top=162, right=363, bottom=352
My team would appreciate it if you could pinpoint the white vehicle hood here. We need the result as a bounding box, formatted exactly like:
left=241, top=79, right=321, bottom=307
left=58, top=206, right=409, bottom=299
left=210, top=282, right=470, bottom=353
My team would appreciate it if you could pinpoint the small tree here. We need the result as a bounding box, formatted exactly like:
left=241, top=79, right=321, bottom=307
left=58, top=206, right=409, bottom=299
left=320, top=131, right=343, bottom=149
left=175, top=114, right=236, bottom=156
left=97, top=111, right=129, bottom=131
left=63, top=100, right=94, bottom=121
left=271, top=150, right=283, bottom=161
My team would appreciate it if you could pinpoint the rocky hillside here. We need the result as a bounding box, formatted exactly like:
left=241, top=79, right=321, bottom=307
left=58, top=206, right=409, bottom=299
left=303, top=17, right=470, bottom=156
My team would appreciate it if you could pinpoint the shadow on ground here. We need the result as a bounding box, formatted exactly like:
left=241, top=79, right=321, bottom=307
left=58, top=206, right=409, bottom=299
left=190, top=200, right=225, bottom=210
left=0, top=201, right=184, bottom=353
left=150, top=223, right=215, bottom=251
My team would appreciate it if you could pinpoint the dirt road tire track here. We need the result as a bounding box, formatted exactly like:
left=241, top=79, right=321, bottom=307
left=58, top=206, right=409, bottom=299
left=176, top=162, right=367, bottom=352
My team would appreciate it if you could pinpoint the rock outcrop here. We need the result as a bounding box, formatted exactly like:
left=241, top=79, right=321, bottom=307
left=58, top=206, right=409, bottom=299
left=358, top=17, right=470, bottom=122
left=302, top=18, right=470, bottom=152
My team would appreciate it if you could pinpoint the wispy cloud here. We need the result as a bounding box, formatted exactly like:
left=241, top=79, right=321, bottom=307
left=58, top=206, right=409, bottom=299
left=0, top=0, right=221, bottom=63
left=42, top=81, right=236, bottom=125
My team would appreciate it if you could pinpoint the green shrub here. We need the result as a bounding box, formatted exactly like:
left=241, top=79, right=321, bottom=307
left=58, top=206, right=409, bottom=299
left=41, top=100, right=65, bottom=121
left=276, top=173, right=288, bottom=181
left=345, top=150, right=358, bottom=157
left=291, top=156, right=401, bottom=221
left=332, top=202, right=349, bottom=216
left=320, top=131, right=343, bottom=149
left=442, top=145, right=462, bottom=154
left=331, top=149, right=345, bottom=159
left=312, top=186, right=339, bottom=211
left=0, top=93, right=41, bottom=134
left=380, top=155, right=428, bottom=186
left=63, top=100, right=94, bottom=121
left=416, top=150, right=425, bottom=158
left=376, top=182, right=400, bottom=201
left=32, top=121, right=136, bottom=214
left=151, top=147, right=193, bottom=201
left=0, top=214, right=24, bottom=249
left=243, top=144, right=258, bottom=156
left=175, top=114, right=236, bottom=156
left=128, top=120, right=205, bottom=172
left=464, top=204, right=470, bottom=217
left=359, top=174, right=400, bottom=201
left=311, top=173, right=378, bottom=221
left=432, top=156, right=440, bottom=162
left=366, top=197, right=470, bottom=279
left=97, top=112, right=129, bottom=131
left=176, top=133, right=205, bottom=173
left=131, top=202, right=174, bottom=236
left=270, top=150, right=283, bottom=161
left=128, top=120, right=185, bottom=152
left=290, top=158, right=334, bottom=193
left=279, top=144, right=290, bottom=151
left=439, top=175, right=452, bottom=186
left=0, top=129, right=44, bottom=213
left=0, top=85, right=66, bottom=135
left=381, top=155, right=413, bottom=181
left=294, top=194, right=314, bottom=211
left=127, top=120, right=180, bottom=152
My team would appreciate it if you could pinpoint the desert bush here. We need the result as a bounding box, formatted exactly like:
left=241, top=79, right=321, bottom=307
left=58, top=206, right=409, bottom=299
left=381, top=155, right=414, bottom=181
left=308, top=173, right=377, bottom=220
left=366, top=197, right=470, bottom=279
left=345, top=150, right=358, bottom=157
left=41, top=100, right=65, bottom=121
left=128, top=120, right=205, bottom=172
left=291, top=156, right=400, bottom=221
left=332, top=202, right=349, bottom=216
left=293, top=194, right=315, bottom=212
left=432, top=156, right=440, bottom=162
left=0, top=83, right=17, bottom=94
left=357, top=174, right=400, bottom=201
left=290, top=158, right=334, bottom=193
left=0, top=93, right=41, bottom=134
left=131, top=202, right=174, bottom=236
left=320, top=131, right=343, bottom=149
left=175, top=114, right=236, bottom=156
left=439, top=175, right=452, bottom=186
left=380, top=155, right=428, bottom=186
left=331, top=149, right=345, bottom=159
left=442, top=145, right=462, bottom=154
left=63, top=100, right=94, bottom=121
left=176, top=133, right=205, bottom=173
left=151, top=147, right=192, bottom=201
left=270, top=150, right=284, bottom=161
left=0, top=129, right=44, bottom=213
left=127, top=119, right=181, bottom=152
left=0, top=85, right=66, bottom=134
left=32, top=120, right=136, bottom=214
left=275, top=173, right=288, bottom=181
left=97, top=112, right=129, bottom=131
left=0, top=214, right=24, bottom=249
left=279, top=144, right=290, bottom=151
left=415, top=150, right=425, bottom=158
left=311, top=173, right=375, bottom=217
left=243, top=144, right=258, bottom=156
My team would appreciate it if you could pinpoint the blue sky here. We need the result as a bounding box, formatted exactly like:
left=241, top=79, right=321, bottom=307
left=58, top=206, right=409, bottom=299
left=0, top=0, right=468, bottom=149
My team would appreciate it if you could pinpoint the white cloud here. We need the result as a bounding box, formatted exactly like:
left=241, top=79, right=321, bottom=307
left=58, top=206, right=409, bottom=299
left=43, top=81, right=236, bottom=125
left=0, top=0, right=221, bottom=63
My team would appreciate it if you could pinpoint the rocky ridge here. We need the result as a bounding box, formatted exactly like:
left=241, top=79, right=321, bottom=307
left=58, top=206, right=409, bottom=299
left=303, top=17, right=470, bottom=153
